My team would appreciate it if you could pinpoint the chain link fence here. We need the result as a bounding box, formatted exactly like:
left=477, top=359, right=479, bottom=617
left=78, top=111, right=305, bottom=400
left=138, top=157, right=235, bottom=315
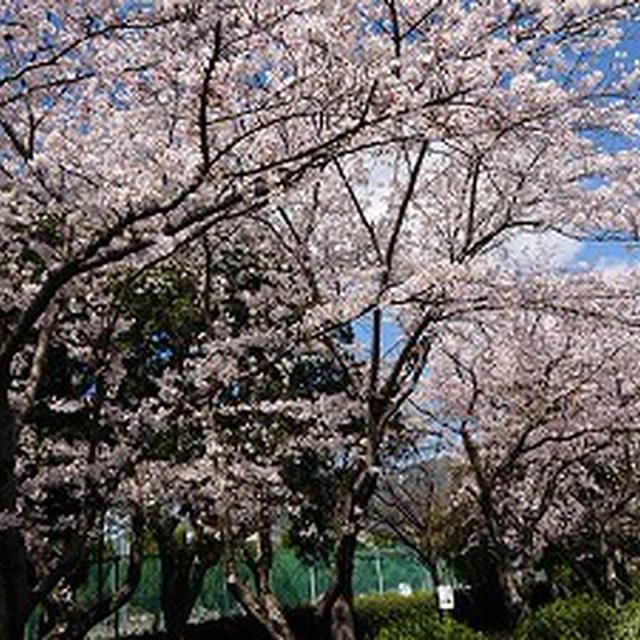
left=39, top=546, right=432, bottom=639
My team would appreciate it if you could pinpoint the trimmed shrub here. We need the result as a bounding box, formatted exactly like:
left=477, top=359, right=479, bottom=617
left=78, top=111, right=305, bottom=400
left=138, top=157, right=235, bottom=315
left=514, top=594, right=616, bottom=640
left=614, top=597, right=640, bottom=640
left=355, top=591, right=436, bottom=639
left=374, top=612, right=486, bottom=640
left=354, top=592, right=485, bottom=640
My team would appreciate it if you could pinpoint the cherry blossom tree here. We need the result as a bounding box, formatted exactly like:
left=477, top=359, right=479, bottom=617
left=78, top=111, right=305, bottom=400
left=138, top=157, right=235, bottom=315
left=0, top=1, right=394, bottom=637
left=550, top=435, right=640, bottom=606
left=2, top=1, right=640, bottom=639
left=99, top=259, right=215, bottom=640
left=147, top=231, right=359, bottom=640
left=423, top=293, right=640, bottom=619
left=8, top=216, right=349, bottom=640
left=10, top=269, right=160, bottom=640
left=256, top=2, right=640, bottom=633
left=63, top=221, right=355, bottom=640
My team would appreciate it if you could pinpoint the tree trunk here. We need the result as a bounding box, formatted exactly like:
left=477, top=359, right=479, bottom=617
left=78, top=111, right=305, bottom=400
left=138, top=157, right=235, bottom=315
left=160, top=548, right=192, bottom=640
left=43, top=509, right=145, bottom=640
left=330, top=595, right=356, bottom=640
left=521, top=557, right=535, bottom=613
left=317, top=530, right=356, bottom=640
left=158, top=531, right=215, bottom=640
left=153, top=511, right=222, bottom=640
left=0, top=386, right=29, bottom=640
left=602, top=535, right=627, bottom=607
left=0, top=529, right=29, bottom=640
left=226, top=576, right=296, bottom=640
left=318, top=466, right=378, bottom=640
left=223, top=520, right=295, bottom=640
left=494, top=554, right=524, bottom=627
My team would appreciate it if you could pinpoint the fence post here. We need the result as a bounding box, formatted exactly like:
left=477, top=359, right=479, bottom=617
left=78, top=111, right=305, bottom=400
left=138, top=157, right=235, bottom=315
left=222, top=575, right=230, bottom=617
left=114, top=553, right=120, bottom=640
left=309, top=565, right=317, bottom=603
left=375, top=549, right=384, bottom=594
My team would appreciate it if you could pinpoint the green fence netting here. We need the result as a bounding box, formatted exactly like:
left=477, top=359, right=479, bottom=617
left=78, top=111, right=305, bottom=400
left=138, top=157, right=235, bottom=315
left=25, top=546, right=434, bottom=639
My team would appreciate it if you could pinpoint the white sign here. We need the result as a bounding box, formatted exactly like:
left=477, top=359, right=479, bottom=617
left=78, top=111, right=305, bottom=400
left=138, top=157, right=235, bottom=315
left=437, top=585, right=455, bottom=611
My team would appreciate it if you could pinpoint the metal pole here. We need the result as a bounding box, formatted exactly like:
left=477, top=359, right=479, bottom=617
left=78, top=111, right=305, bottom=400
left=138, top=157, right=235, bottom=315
left=423, top=565, right=431, bottom=592
left=309, top=565, right=317, bottom=603
left=114, top=552, right=120, bottom=639
left=375, top=549, right=384, bottom=594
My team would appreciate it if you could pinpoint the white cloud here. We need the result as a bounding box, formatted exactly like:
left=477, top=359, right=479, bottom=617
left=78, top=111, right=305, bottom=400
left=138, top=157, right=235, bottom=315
left=592, top=253, right=636, bottom=280
left=497, top=231, right=582, bottom=273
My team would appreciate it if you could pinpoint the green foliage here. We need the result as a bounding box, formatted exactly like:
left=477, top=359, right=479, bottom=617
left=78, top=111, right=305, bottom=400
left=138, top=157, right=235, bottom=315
left=543, top=557, right=585, bottom=599
left=374, top=614, right=486, bottom=640
left=514, top=594, right=616, bottom=640
left=142, top=417, right=205, bottom=463
left=113, top=264, right=204, bottom=378
left=279, top=449, right=342, bottom=563
left=613, top=597, right=640, bottom=640
left=354, top=592, right=485, bottom=640
left=355, top=592, right=435, bottom=639
left=34, top=212, right=63, bottom=248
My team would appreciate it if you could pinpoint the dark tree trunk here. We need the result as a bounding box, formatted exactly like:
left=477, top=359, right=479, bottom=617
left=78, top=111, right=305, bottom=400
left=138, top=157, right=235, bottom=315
left=226, top=580, right=296, bottom=640
left=160, top=548, right=193, bottom=640
left=491, top=556, right=524, bottom=620
left=317, top=530, right=357, bottom=640
left=223, top=521, right=295, bottom=640
left=318, top=466, right=378, bottom=640
left=0, top=528, right=29, bottom=640
left=43, top=510, right=145, bottom=640
left=158, top=526, right=216, bottom=640
left=0, top=386, right=29, bottom=640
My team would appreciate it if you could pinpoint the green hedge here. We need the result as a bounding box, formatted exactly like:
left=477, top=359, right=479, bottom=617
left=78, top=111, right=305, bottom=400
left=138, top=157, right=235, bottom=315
left=614, top=597, right=640, bottom=639
left=514, top=594, right=616, bottom=640
left=355, top=591, right=436, bottom=639
left=374, top=611, right=486, bottom=640
left=355, top=591, right=485, bottom=640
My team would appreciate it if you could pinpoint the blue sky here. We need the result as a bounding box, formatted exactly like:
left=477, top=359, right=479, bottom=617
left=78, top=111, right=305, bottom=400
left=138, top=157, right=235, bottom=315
left=510, top=14, right=640, bottom=275
left=575, top=238, right=640, bottom=271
